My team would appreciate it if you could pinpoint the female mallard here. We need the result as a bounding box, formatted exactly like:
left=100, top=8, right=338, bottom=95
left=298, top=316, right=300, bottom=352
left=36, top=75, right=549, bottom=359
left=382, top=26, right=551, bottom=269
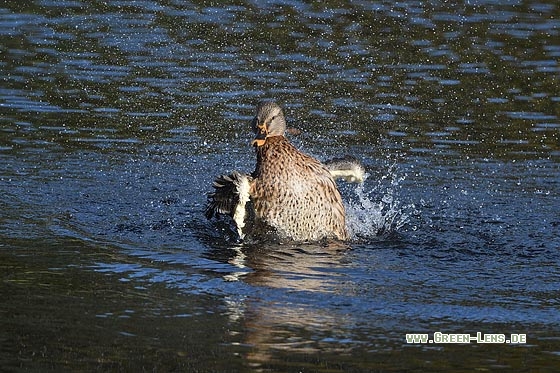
left=206, top=101, right=364, bottom=242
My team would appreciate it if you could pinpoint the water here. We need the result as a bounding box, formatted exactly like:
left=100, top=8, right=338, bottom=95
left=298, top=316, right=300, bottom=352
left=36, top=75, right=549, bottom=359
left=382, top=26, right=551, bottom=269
left=1, top=0, right=559, bottom=371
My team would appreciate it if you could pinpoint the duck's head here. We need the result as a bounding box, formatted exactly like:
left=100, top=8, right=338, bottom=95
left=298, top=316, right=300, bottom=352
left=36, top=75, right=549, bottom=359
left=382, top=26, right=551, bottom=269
left=251, top=101, right=287, bottom=147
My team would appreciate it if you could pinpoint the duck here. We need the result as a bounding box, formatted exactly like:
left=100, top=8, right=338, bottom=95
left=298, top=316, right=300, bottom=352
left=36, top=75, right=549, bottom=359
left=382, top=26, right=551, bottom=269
left=205, top=101, right=365, bottom=242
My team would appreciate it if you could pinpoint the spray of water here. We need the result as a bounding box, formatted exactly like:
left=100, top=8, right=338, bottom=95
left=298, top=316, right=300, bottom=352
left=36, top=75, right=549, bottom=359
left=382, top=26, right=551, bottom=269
left=345, top=162, right=412, bottom=240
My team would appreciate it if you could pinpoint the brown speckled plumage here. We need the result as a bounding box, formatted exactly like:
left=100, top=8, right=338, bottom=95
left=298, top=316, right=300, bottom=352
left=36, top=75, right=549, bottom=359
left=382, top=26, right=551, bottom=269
left=207, top=101, right=349, bottom=242
left=251, top=136, right=348, bottom=241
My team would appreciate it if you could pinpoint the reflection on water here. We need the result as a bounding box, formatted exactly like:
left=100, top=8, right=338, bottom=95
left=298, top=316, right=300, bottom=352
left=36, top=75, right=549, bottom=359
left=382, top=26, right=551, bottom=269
left=1, top=0, right=559, bottom=371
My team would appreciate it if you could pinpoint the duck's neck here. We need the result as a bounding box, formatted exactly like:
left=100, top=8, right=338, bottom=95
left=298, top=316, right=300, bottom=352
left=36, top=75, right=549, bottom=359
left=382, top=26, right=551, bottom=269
left=252, top=135, right=287, bottom=177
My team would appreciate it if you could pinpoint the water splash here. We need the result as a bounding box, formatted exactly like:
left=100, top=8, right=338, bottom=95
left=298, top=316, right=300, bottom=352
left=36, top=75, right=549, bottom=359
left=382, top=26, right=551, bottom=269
left=345, top=162, right=412, bottom=240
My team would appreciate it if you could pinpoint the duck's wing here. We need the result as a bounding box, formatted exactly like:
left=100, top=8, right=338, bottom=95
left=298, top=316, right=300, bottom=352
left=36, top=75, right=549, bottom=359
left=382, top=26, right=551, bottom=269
left=324, top=155, right=366, bottom=184
left=205, top=171, right=253, bottom=239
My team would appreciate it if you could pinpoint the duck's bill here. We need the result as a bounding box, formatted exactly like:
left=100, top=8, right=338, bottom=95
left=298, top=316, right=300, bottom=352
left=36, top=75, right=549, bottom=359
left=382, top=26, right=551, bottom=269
left=252, top=124, right=268, bottom=146
left=252, top=137, right=267, bottom=146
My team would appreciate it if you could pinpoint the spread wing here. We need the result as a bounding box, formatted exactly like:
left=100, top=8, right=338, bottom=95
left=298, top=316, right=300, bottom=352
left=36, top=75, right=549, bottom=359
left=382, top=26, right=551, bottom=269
left=324, top=155, right=366, bottom=183
left=205, top=171, right=253, bottom=239
left=206, top=172, right=240, bottom=219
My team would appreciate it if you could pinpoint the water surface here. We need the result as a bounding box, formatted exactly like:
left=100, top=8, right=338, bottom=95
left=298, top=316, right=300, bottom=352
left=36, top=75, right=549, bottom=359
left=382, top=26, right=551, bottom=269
left=1, top=0, right=559, bottom=371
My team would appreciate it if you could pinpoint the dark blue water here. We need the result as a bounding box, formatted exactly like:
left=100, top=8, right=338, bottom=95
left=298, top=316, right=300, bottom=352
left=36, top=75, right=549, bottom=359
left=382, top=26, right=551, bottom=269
left=1, top=1, right=559, bottom=371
